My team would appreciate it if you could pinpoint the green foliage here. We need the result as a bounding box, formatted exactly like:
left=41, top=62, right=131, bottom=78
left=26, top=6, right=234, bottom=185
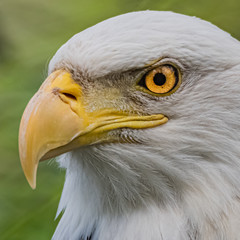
left=0, top=0, right=239, bottom=238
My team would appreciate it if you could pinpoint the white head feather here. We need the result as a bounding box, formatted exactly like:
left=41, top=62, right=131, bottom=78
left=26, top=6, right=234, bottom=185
left=48, top=11, right=240, bottom=240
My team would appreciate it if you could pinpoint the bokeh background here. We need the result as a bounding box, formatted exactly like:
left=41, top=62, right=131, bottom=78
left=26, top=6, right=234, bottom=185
left=0, top=0, right=239, bottom=239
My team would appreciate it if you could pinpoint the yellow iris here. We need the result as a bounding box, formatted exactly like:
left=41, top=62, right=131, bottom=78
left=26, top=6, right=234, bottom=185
left=145, top=65, right=179, bottom=94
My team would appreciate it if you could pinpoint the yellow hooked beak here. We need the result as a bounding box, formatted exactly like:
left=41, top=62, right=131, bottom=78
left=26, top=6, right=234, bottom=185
left=19, top=70, right=168, bottom=189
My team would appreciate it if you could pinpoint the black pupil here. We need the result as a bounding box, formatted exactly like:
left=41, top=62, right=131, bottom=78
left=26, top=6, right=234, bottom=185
left=153, top=73, right=166, bottom=86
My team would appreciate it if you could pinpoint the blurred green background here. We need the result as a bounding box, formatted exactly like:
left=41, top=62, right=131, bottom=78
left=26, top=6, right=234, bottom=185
left=0, top=0, right=239, bottom=239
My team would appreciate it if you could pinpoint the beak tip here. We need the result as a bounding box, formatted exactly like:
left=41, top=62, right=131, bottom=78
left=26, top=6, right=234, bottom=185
left=30, top=182, right=36, bottom=190
left=26, top=174, right=36, bottom=189
left=21, top=159, right=38, bottom=190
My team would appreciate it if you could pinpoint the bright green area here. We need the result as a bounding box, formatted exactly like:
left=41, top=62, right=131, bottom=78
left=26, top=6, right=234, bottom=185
left=0, top=0, right=239, bottom=239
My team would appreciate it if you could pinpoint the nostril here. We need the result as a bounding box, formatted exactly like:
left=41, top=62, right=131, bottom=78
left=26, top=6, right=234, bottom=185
left=52, top=88, right=78, bottom=102
left=62, top=93, right=77, bottom=101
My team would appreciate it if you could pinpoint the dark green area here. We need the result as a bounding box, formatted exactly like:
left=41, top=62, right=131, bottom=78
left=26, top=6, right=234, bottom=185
left=0, top=0, right=239, bottom=239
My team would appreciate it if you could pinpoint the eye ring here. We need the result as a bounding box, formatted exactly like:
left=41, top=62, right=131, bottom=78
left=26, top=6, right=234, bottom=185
left=137, top=64, right=181, bottom=96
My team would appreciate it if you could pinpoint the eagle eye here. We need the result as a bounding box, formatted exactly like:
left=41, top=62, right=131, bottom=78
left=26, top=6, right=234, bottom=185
left=138, top=64, right=181, bottom=96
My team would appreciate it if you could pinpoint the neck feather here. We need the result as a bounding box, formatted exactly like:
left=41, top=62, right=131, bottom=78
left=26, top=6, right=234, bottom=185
left=52, top=142, right=240, bottom=240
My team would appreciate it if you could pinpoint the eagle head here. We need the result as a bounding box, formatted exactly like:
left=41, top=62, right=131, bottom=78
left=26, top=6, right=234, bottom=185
left=19, top=11, right=240, bottom=240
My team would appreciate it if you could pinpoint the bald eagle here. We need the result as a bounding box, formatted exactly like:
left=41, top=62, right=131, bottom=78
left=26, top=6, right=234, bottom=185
left=19, top=11, right=240, bottom=240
